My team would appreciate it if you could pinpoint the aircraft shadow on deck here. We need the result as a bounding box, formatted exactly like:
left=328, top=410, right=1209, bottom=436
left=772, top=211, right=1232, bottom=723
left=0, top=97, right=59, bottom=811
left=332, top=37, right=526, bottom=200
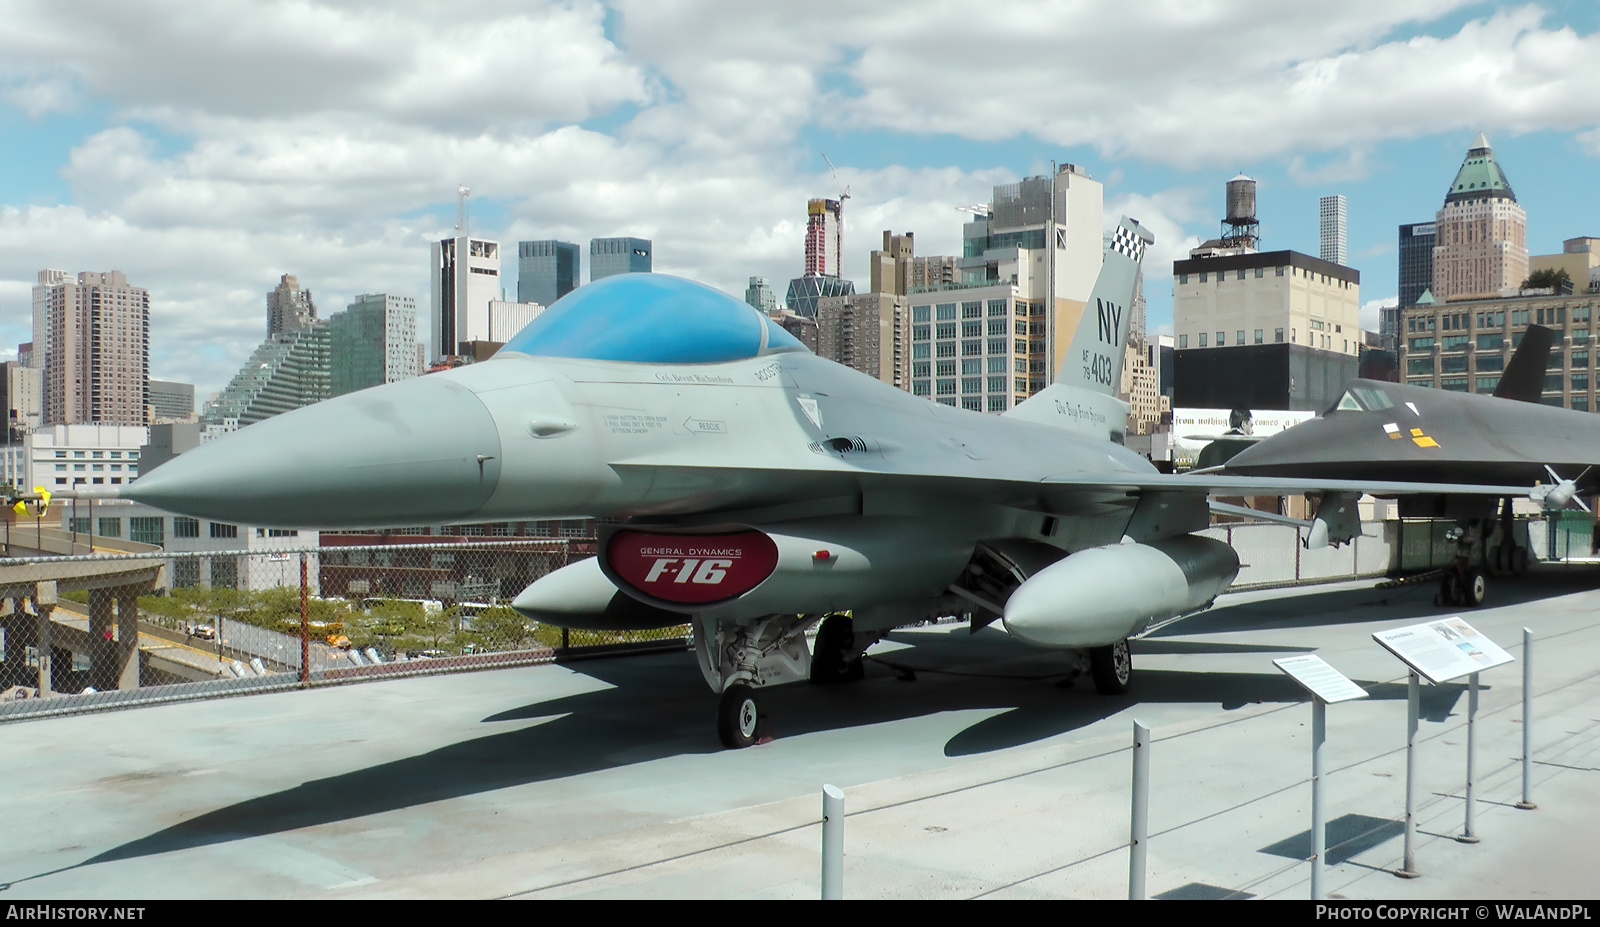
left=50, top=622, right=1474, bottom=877
left=1157, top=565, right=1600, bottom=638
left=0, top=633, right=1243, bottom=870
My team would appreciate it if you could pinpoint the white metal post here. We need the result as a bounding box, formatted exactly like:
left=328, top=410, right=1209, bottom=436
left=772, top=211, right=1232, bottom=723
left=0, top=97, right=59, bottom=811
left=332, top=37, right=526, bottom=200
left=1312, top=697, right=1327, bottom=899
left=1518, top=628, right=1537, bottom=810
left=1130, top=720, right=1150, bottom=900
left=1459, top=672, right=1480, bottom=842
left=1399, top=670, right=1420, bottom=878
left=821, top=784, right=844, bottom=900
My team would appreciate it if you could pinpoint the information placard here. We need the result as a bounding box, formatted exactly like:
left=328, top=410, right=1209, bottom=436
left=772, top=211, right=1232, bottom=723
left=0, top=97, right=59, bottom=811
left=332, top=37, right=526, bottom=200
left=1372, top=618, right=1514, bottom=684
left=1273, top=654, right=1369, bottom=703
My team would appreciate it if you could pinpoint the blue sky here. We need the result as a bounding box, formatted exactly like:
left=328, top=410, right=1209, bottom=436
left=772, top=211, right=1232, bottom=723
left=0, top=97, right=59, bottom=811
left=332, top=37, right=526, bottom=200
left=3, top=1, right=1599, bottom=400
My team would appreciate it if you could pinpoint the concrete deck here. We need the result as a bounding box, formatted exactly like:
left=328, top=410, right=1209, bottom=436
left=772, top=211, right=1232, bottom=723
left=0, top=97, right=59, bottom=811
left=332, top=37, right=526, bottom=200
left=1, top=566, right=1598, bottom=900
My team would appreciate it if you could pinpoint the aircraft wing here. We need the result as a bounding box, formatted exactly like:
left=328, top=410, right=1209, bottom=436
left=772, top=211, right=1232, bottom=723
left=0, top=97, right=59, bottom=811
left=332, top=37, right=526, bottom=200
left=610, top=462, right=1534, bottom=522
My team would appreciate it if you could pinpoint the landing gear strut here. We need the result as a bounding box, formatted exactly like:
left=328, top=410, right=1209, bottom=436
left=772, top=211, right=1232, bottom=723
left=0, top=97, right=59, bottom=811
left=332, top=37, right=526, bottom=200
left=694, top=615, right=817, bottom=749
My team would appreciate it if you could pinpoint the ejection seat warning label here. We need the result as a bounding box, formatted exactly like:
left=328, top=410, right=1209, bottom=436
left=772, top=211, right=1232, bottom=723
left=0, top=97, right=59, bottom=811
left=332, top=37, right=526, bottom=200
left=603, top=413, right=668, bottom=435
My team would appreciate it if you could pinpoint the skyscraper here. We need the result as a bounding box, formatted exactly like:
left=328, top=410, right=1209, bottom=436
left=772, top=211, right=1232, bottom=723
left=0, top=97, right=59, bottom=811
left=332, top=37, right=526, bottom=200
left=786, top=198, right=855, bottom=318
left=1319, top=195, right=1347, bottom=266
left=1397, top=221, right=1438, bottom=308
left=804, top=198, right=842, bottom=277
left=30, top=269, right=68, bottom=369
left=329, top=294, right=420, bottom=397
left=590, top=237, right=652, bottom=280
left=201, top=322, right=329, bottom=433
left=744, top=277, right=778, bottom=313
left=1431, top=133, right=1527, bottom=302
left=39, top=270, right=149, bottom=427
left=517, top=240, right=580, bottom=306
left=266, top=274, right=318, bottom=337
left=430, top=235, right=501, bottom=360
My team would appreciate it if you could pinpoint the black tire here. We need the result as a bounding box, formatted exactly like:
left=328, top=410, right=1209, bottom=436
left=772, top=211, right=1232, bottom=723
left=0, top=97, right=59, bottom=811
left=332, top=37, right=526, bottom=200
left=1090, top=639, right=1132, bottom=695
left=717, top=684, right=762, bottom=749
left=1513, top=546, right=1529, bottom=575
left=1441, top=571, right=1463, bottom=607
left=810, top=613, right=862, bottom=684
left=1464, top=569, right=1488, bottom=607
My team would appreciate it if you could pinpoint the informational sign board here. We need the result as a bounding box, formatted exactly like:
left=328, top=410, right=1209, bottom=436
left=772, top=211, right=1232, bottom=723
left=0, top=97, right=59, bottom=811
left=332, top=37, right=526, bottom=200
left=1170, top=408, right=1315, bottom=471
left=1273, top=655, right=1369, bottom=703
left=1372, top=618, right=1515, bottom=684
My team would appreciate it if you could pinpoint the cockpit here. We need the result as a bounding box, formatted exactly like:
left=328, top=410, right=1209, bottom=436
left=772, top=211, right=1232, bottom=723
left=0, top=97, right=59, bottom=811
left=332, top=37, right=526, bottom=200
left=499, top=273, right=808, bottom=363
left=1331, top=384, right=1396, bottom=414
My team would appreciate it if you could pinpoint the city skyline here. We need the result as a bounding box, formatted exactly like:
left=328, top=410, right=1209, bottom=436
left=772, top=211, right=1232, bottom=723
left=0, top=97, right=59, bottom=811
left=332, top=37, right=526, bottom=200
left=2, top=2, right=1599, bottom=401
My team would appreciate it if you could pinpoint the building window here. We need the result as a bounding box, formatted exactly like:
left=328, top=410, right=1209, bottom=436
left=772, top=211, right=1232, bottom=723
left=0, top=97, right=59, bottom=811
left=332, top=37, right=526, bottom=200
left=936, top=378, right=956, bottom=395
left=987, top=396, right=1008, bottom=412
left=987, top=300, right=1007, bottom=316
left=173, top=559, right=201, bottom=589
left=1254, top=329, right=1263, bottom=344
left=1179, top=334, right=1188, bottom=348
left=912, top=305, right=930, bottom=323
left=1198, top=333, right=1207, bottom=347
left=130, top=517, right=164, bottom=545
left=1237, top=331, right=1245, bottom=345
left=1199, top=273, right=1208, bottom=283
left=936, top=303, right=956, bottom=321
left=210, top=523, right=238, bottom=538
left=211, top=557, right=238, bottom=588
left=1574, top=396, right=1590, bottom=411
left=1216, top=332, right=1225, bottom=346
left=1178, top=274, right=1188, bottom=284
left=174, top=517, right=200, bottom=538
left=1275, top=267, right=1285, bottom=276
left=913, top=380, right=930, bottom=396
left=98, top=517, right=121, bottom=538
left=1237, top=269, right=1246, bottom=280
left=961, top=301, right=982, bottom=319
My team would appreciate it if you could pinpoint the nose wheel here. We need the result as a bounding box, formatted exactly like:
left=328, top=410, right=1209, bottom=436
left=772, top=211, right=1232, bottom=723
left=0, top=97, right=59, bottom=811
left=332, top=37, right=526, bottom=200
left=717, top=684, right=763, bottom=749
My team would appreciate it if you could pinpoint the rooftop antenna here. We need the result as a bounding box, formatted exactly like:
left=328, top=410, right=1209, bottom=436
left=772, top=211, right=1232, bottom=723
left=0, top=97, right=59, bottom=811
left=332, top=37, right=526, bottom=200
left=822, top=154, right=850, bottom=279
left=456, top=184, right=471, bottom=238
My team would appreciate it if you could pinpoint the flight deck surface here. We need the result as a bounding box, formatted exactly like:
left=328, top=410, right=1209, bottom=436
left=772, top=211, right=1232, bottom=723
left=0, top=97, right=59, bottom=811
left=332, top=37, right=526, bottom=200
left=2, top=568, right=1598, bottom=900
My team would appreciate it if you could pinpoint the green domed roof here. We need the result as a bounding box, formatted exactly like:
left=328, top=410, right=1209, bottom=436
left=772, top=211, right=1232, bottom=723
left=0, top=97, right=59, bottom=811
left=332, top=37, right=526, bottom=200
left=1444, top=133, right=1516, bottom=204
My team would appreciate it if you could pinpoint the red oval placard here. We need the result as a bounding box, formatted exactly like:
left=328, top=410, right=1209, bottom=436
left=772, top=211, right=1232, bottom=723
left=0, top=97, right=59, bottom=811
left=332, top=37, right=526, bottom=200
left=605, top=529, right=779, bottom=605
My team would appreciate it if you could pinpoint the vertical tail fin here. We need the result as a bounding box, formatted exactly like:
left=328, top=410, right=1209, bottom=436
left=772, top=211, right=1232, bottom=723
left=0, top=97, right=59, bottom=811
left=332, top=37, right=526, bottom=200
left=1059, top=216, right=1152, bottom=395
left=1006, top=216, right=1152, bottom=439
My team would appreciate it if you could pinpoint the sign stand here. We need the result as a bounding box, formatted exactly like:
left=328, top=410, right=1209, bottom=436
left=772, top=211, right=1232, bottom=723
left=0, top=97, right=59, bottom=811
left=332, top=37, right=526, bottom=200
left=1272, top=655, right=1369, bottom=900
left=1373, top=618, right=1515, bottom=878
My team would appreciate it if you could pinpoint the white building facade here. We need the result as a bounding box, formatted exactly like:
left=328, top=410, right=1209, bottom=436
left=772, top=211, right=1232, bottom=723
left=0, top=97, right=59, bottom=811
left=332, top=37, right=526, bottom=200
left=430, top=236, right=501, bottom=360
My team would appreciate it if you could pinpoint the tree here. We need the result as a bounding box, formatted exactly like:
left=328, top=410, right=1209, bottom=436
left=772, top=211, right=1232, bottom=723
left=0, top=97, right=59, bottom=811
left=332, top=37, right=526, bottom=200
left=1522, top=268, right=1573, bottom=294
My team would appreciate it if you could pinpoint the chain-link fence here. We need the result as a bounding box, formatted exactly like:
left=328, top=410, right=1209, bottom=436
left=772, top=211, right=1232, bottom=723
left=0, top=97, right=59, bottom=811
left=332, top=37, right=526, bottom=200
left=0, top=517, right=1577, bottom=720
left=0, top=540, right=688, bottom=720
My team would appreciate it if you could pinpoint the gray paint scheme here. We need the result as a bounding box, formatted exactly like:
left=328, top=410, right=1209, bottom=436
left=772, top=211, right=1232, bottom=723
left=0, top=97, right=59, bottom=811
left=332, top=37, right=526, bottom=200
left=124, top=217, right=1536, bottom=742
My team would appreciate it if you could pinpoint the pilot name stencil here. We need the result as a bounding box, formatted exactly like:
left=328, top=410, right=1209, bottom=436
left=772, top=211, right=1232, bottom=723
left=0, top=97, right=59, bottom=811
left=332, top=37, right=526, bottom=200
left=654, top=372, right=735, bottom=384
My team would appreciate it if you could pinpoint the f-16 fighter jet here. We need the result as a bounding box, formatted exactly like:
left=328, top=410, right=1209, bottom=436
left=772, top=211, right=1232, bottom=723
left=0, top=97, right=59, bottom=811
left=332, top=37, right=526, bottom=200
left=126, top=217, right=1531, bottom=747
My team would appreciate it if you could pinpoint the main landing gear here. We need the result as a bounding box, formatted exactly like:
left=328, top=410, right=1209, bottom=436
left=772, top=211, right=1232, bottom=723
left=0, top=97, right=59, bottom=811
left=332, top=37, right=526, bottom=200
left=694, top=614, right=817, bottom=749
left=1089, top=639, right=1133, bottom=695
left=810, top=613, right=866, bottom=684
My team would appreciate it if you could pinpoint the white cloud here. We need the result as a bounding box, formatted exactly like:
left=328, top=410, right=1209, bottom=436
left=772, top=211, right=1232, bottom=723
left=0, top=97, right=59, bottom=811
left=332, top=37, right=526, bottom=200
left=1361, top=294, right=1398, bottom=331
left=3, top=0, right=1599, bottom=403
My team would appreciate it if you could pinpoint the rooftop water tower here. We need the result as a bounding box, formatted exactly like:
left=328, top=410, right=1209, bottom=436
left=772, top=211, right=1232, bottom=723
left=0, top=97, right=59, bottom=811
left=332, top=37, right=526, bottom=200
left=1220, top=174, right=1259, bottom=249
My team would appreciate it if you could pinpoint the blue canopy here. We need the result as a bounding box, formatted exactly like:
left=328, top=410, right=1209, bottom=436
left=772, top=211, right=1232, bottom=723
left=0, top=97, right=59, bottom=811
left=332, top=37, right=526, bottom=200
left=500, top=274, right=808, bottom=363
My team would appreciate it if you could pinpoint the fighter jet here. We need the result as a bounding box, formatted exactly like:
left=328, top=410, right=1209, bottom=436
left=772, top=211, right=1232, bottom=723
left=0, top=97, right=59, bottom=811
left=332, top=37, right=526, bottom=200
left=126, top=217, right=1532, bottom=747
left=1222, top=325, right=1594, bottom=608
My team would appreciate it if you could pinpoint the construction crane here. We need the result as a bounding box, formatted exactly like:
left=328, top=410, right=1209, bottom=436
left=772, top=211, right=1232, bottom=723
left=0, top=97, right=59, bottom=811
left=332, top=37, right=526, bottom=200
left=822, top=154, right=850, bottom=279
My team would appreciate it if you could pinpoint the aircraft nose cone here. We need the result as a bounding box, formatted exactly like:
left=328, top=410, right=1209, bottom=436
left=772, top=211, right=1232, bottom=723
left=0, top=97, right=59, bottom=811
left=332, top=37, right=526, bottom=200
left=126, top=375, right=503, bottom=528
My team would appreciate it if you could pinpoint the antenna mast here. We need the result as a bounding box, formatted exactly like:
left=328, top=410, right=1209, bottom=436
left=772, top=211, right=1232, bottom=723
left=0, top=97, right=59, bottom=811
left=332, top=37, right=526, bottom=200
left=456, top=184, right=471, bottom=238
